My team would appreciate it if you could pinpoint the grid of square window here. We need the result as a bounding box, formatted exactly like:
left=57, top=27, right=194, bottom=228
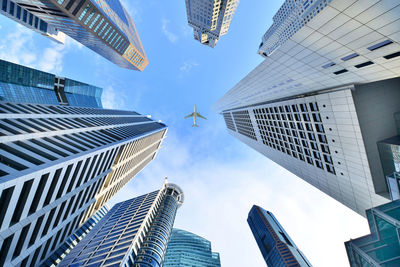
left=253, top=102, right=336, bottom=174
left=69, top=191, right=158, bottom=266
left=232, top=110, right=257, bottom=140
left=222, top=112, right=236, bottom=131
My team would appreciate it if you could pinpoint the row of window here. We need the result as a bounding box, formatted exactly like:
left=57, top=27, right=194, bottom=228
left=1, top=159, right=109, bottom=231
left=253, top=102, right=336, bottom=174
left=96, top=155, right=156, bottom=216
left=74, top=1, right=129, bottom=53
left=223, top=112, right=235, bottom=131
left=1, top=0, right=48, bottom=32
left=0, top=118, right=163, bottom=176
left=41, top=206, right=108, bottom=267
left=0, top=171, right=107, bottom=267
left=0, top=101, right=138, bottom=115
left=232, top=110, right=257, bottom=140
left=68, top=193, right=159, bottom=266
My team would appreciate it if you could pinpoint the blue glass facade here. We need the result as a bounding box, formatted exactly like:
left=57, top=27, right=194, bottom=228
left=0, top=82, right=59, bottom=105
left=64, top=78, right=103, bottom=108
left=247, top=205, right=312, bottom=267
left=164, top=228, right=221, bottom=267
left=133, top=184, right=184, bottom=267
left=59, top=190, right=161, bottom=267
left=8, top=0, right=148, bottom=70
left=58, top=182, right=184, bottom=267
left=41, top=206, right=109, bottom=267
left=345, top=200, right=400, bottom=266
left=0, top=59, right=102, bottom=108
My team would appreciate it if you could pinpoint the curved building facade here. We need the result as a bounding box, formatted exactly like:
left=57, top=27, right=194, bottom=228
left=57, top=180, right=183, bottom=267
left=164, top=228, right=221, bottom=267
left=133, top=183, right=184, bottom=267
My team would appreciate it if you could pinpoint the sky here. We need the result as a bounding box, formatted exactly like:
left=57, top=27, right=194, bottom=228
left=0, top=0, right=372, bottom=266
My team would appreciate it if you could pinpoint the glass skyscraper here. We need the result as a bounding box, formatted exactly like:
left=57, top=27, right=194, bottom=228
left=42, top=205, right=109, bottom=266
left=58, top=180, right=184, bottom=267
left=247, top=205, right=312, bottom=267
left=345, top=200, right=400, bottom=266
left=1, top=0, right=148, bottom=70
left=164, top=228, right=221, bottom=267
left=0, top=59, right=102, bottom=108
left=0, top=63, right=167, bottom=266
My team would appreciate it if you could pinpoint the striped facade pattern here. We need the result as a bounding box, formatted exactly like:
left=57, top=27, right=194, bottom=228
left=9, top=0, right=147, bottom=70
left=59, top=190, right=161, bottom=267
left=59, top=182, right=183, bottom=267
left=0, top=101, right=166, bottom=266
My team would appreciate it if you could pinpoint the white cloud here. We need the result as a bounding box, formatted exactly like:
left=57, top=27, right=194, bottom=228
left=110, top=127, right=370, bottom=267
left=38, top=44, right=66, bottom=73
left=179, top=61, right=199, bottom=73
left=0, top=24, right=71, bottom=73
left=101, top=86, right=126, bottom=109
left=162, top=18, right=178, bottom=43
left=0, top=25, right=37, bottom=67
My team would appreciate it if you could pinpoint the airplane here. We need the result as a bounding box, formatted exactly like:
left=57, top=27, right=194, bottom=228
left=184, top=105, right=207, bottom=127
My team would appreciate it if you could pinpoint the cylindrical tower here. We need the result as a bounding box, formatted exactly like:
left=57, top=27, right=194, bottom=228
left=133, top=183, right=184, bottom=267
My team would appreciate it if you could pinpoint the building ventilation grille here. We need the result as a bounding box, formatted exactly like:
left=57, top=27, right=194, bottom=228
left=223, top=112, right=236, bottom=132
left=232, top=110, right=257, bottom=140
left=253, top=102, right=335, bottom=174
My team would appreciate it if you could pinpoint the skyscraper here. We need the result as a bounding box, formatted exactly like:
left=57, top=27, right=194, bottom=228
left=42, top=205, right=109, bottom=266
left=0, top=64, right=167, bottom=266
left=164, top=228, right=221, bottom=267
left=0, top=58, right=103, bottom=108
left=1, top=0, right=148, bottom=70
left=247, top=205, right=312, bottom=267
left=58, top=180, right=184, bottom=267
left=216, top=0, right=400, bottom=216
left=345, top=200, right=400, bottom=266
left=185, top=0, right=238, bottom=47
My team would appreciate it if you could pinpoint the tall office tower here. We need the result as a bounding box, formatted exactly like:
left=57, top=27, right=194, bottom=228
left=216, top=0, right=400, bottom=216
left=58, top=180, right=184, bottom=267
left=42, top=205, right=109, bottom=266
left=0, top=58, right=103, bottom=108
left=0, top=0, right=148, bottom=70
left=247, top=205, right=312, bottom=267
left=185, top=0, right=238, bottom=47
left=345, top=200, right=400, bottom=266
left=164, top=228, right=221, bottom=267
left=0, top=69, right=167, bottom=267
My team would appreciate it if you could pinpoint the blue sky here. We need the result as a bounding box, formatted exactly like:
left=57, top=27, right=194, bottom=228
left=0, top=0, right=371, bottom=266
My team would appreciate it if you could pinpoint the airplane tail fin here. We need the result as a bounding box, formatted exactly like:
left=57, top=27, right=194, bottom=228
left=192, top=124, right=199, bottom=127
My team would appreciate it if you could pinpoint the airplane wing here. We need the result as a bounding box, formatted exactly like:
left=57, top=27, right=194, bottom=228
left=197, top=113, right=207, bottom=120
left=184, top=113, right=194, bottom=119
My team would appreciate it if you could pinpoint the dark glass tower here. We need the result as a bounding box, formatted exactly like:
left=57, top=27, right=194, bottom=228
left=0, top=58, right=102, bottom=108
left=164, top=228, right=221, bottom=267
left=58, top=180, right=184, bottom=267
left=1, top=0, right=148, bottom=70
left=247, top=205, right=312, bottom=267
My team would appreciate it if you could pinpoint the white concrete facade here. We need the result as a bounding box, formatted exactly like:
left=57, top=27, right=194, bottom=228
left=216, top=0, right=400, bottom=111
left=223, top=88, right=393, bottom=216
left=216, top=0, right=400, bottom=216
